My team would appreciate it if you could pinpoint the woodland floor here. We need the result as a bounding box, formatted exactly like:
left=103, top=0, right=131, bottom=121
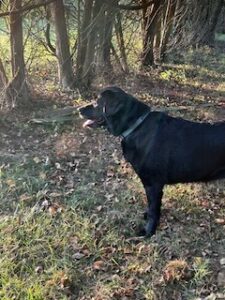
left=0, top=48, right=225, bottom=300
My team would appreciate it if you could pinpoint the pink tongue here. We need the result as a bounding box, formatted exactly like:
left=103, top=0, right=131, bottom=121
left=83, top=119, right=95, bottom=128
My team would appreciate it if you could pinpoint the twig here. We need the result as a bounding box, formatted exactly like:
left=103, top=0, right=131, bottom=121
left=0, top=0, right=56, bottom=18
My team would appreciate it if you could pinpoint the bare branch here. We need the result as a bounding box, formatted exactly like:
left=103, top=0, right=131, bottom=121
left=0, top=0, right=56, bottom=18
left=45, top=22, right=56, bottom=54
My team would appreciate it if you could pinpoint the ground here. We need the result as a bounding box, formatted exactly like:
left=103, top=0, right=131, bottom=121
left=0, top=48, right=225, bottom=300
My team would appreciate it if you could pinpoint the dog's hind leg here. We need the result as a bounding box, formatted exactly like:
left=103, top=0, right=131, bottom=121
left=144, top=184, right=164, bottom=237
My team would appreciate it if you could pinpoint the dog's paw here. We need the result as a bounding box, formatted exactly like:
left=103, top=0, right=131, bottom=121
left=137, top=226, right=146, bottom=237
left=145, top=230, right=155, bottom=238
left=137, top=226, right=155, bottom=238
left=144, top=222, right=157, bottom=238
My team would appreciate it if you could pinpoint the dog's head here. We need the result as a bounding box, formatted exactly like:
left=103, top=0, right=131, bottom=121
left=79, top=86, right=149, bottom=136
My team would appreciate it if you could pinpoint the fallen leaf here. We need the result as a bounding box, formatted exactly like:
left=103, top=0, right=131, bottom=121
left=107, top=166, right=115, bottom=177
left=48, top=205, right=58, bottom=216
left=96, top=205, right=103, bottom=212
left=72, top=252, right=85, bottom=260
left=55, top=162, right=61, bottom=169
left=200, top=199, right=210, bottom=208
left=70, top=236, right=80, bottom=251
left=35, top=265, right=44, bottom=273
left=220, top=258, right=225, bottom=266
left=82, top=248, right=90, bottom=256
left=6, top=179, right=16, bottom=188
left=39, top=172, right=47, bottom=180
left=93, top=260, right=105, bottom=271
left=217, top=270, right=225, bottom=287
left=41, top=199, right=50, bottom=209
left=48, top=203, right=63, bottom=216
left=33, top=157, right=41, bottom=164
left=123, top=248, right=133, bottom=255
left=19, top=193, right=32, bottom=202
left=60, top=274, right=71, bottom=289
left=162, top=259, right=192, bottom=283
left=215, top=218, right=225, bottom=225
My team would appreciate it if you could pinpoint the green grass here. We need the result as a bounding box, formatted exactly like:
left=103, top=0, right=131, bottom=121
left=0, top=207, right=88, bottom=299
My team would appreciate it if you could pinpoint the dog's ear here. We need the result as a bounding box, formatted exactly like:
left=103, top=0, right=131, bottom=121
left=101, top=89, right=116, bottom=99
left=101, top=86, right=125, bottom=99
left=100, top=87, right=126, bottom=116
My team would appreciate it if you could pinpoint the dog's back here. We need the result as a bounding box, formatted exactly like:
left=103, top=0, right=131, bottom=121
left=151, top=113, right=225, bottom=184
left=122, top=112, right=225, bottom=184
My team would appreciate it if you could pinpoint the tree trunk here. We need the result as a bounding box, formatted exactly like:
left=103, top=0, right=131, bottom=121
left=173, top=0, right=224, bottom=49
left=198, top=0, right=223, bottom=46
left=159, top=0, right=177, bottom=62
left=142, top=0, right=178, bottom=65
left=45, top=6, right=56, bottom=55
left=8, top=0, right=29, bottom=105
left=82, top=0, right=102, bottom=86
left=77, top=0, right=116, bottom=87
left=115, top=11, right=129, bottom=72
left=96, top=3, right=117, bottom=74
left=0, top=58, right=8, bottom=89
left=141, top=0, right=162, bottom=66
left=172, top=0, right=186, bottom=48
left=0, top=58, right=8, bottom=108
left=76, top=0, right=94, bottom=81
left=51, top=0, right=74, bottom=89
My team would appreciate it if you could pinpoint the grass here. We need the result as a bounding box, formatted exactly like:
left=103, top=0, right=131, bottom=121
left=0, top=207, right=87, bottom=299
left=1, top=131, right=224, bottom=299
left=1, top=46, right=225, bottom=299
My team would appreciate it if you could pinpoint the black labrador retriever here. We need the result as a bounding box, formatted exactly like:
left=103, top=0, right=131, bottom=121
left=79, top=86, right=225, bottom=237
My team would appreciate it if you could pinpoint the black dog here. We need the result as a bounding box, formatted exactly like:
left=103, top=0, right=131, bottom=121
left=79, top=86, right=225, bottom=237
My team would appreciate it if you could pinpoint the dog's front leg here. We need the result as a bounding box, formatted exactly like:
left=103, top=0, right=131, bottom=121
left=144, top=184, right=164, bottom=237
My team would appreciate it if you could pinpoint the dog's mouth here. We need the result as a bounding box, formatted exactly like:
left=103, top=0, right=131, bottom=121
left=82, top=117, right=105, bottom=128
left=79, top=105, right=106, bottom=128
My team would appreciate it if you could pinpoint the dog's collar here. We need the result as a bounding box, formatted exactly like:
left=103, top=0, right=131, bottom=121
left=121, top=111, right=150, bottom=138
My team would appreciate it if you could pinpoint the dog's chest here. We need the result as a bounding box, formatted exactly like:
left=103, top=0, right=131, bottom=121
left=121, top=138, right=156, bottom=174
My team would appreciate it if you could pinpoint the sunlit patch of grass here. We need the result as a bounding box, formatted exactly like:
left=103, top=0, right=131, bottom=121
left=161, top=48, right=225, bottom=95
left=215, top=82, right=225, bottom=93
left=164, top=183, right=201, bottom=208
left=141, top=286, right=155, bottom=300
left=160, top=68, right=187, bottom=83
left=192, top=257, right=211, bottom=285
